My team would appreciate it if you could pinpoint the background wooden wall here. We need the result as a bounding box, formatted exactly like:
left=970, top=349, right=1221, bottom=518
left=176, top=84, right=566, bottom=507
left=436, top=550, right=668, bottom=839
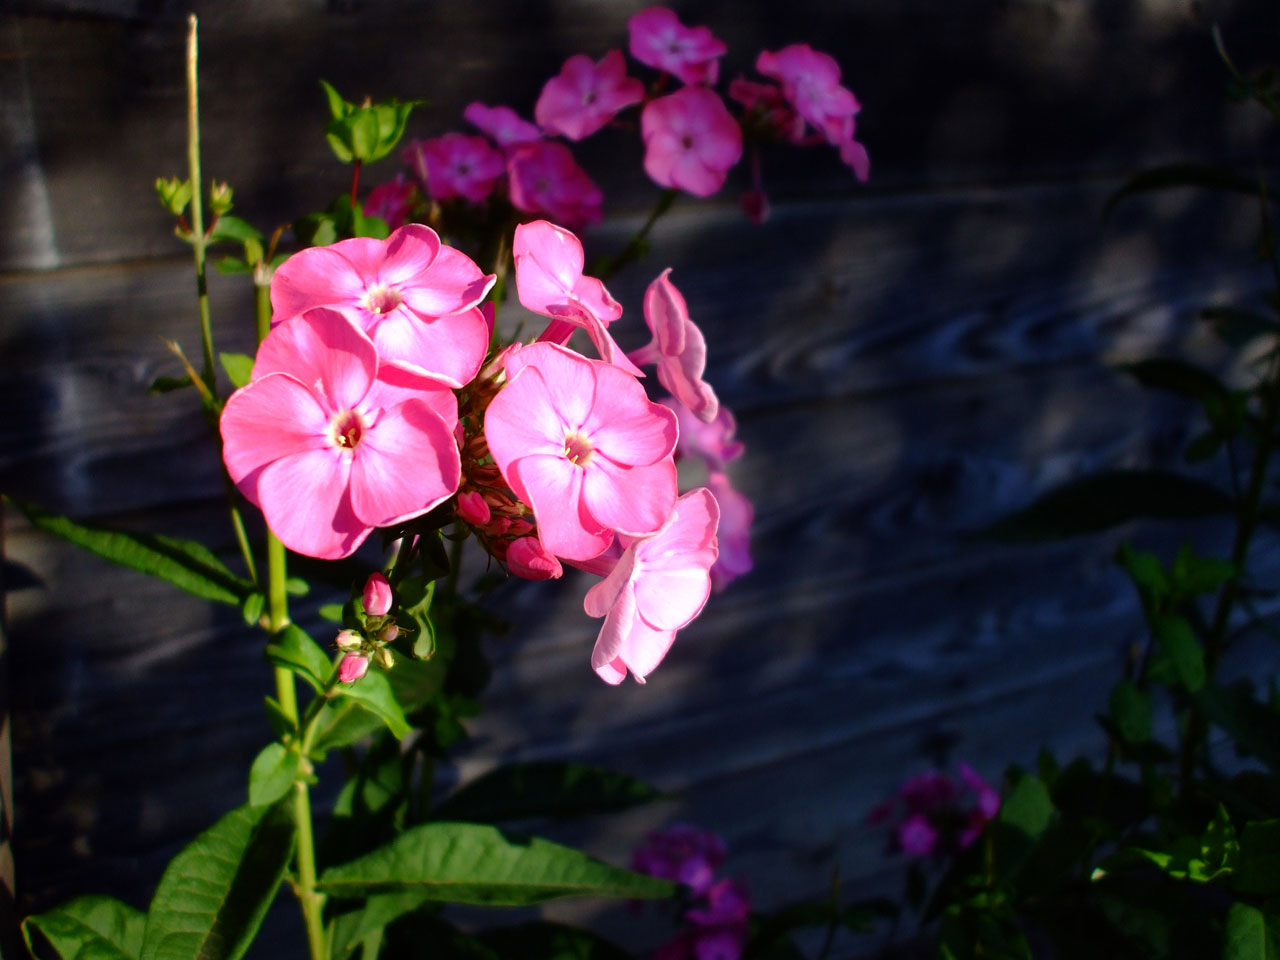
left=4, top=0, right=1280, bottom=955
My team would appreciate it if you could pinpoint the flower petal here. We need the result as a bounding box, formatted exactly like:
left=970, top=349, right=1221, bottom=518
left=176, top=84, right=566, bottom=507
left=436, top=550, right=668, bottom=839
left=399, top=244, right=495, bottom=318
left=270, top=245, right=367, bottom=322
left=257, top=449, right=369, bottom=559
left=510, top=454, right=612, bottom=560
left=220, top=373, right=331, bottom=502
left=369, top=306, right=489, bottom=387
left=252, top=308, right=376, bottom=411
left=582, top=456, right=676, bottom=537
left=590, top=581, right=637, bottom=677
left=349, top=398, right=461, bottom=527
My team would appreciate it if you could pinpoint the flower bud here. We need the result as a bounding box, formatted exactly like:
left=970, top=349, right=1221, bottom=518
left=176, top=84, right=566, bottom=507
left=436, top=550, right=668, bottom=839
left=507, top=536, right=563, bottom=581
left=456, top=490, right=491, bottom=526
left=338, top=653, right=370, bottom=683
left=376, top=646, right=396, bottom=669
left=362, top=572, right=393, bottom=617
left=208, top=180, right=234, bottom=215
left=155, top=176, right=193, bottom=216
left=335, top=629, right=363, bottom=652
left=378, top=622, right=399, bottom=643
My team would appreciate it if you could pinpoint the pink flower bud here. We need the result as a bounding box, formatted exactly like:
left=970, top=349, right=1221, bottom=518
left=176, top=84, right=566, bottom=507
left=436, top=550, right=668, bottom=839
left=507, top=536, right=564, bottom=580
left=456, top=490, right=491, bottom=525
left=335, top=629, right=362, bottom=652
left=338, top=653, right=370, bottom=683
left=363, top=572, right=393, bottom=617
left=379, top=623, right=400, bottom=643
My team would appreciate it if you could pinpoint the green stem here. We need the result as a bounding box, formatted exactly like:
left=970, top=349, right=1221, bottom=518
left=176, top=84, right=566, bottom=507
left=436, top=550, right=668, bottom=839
left=596, top=189, right=677, bottom=281
left=255, top=282, right=272, bottom=344
left=185, top=15, right=216, bottom=397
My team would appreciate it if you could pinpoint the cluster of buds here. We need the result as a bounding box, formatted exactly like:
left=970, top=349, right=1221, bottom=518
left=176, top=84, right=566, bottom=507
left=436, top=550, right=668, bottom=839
left=334, top=573, right=400, bottom=683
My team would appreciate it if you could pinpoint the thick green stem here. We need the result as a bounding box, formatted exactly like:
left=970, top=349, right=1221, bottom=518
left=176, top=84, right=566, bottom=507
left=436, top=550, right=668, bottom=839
left=185, top=16, right=216, bottom=396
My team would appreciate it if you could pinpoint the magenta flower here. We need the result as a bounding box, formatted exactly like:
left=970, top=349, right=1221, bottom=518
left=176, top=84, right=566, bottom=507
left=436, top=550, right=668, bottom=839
left=362, top=173, right=417, bottom=229
left=513, top=219, right=640, bottom=375
left=641, top=87, right=742, bottom=197
left=535, top=50, right=645, bottom=141
left=506, top=141, right=604, bottom=229
left=362, top=572, right=392, bottom=617
left=338, top=653, right=370, bottom=684
left=402, top=133, right=505, bottom=204
left=628, top=7, right=727, bottom=86
left=629, top=269, right=718, bottom=422
left=869, top=764, right=1001, bottom=860
left=484, top=342, right=678, bottom=562
left=506, top=535, right=564, bottom=581
left=584, top=487, right=719, bottom=684
left=463, top=102, right=542, bottom=150
left=220, top=308, right=462, bottom=560
left=728, top=77, right=806, bottom=144
left=664, top=397, right=744, bottom=471
left=706, top=472, right=752, bottom=592
left=631, top=823, right=727, bottom=895
left=269, top=224, right=495, bottom=388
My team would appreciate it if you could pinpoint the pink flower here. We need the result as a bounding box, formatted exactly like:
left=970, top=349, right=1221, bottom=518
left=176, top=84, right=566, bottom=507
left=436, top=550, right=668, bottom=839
left=362, top=572, right=392, bottom=616
left=338, top=654, right=370, bottom=683
left=840, top=136, right=871, bottom=182
left=756, top=44, right=860, bottom=145
left=897, top=814, right=939, bottom=858
left=512, top=219, right=640, bottom=375
left=628, top=269, right=718, bottom=422
left=535, top=50, right=645, bottom=141
left=628, top=7, right=727, bottom=86
left=506, top=141, right=604, bottom=229
left=506, top=536, right=564, bottom=581
left=269, top=224, right=495, bottom=388
left=362, top=173, right=417, bottom=228
left=641, top=87, right=742, bottom=197
left=402, top=134, right=505, bottom=204
left=484, top=342, right=678, bottom=562
left=220, top=308, right=462, bottom=559
left=584, top=487, right=719, bottom=684
left=631, top=823, right=726, bottom=895
left=455, top=490, right=491, bottom=526
left=727, top=77, right=805, bottom=144
left=686, top=879, right=751, bottom=928
left=463, top=102, right=542, bottom=150
left=706, top=472, right=752, bottom=592
left=663, top=398, right=744, bottom=471
left=869, top=765, right=1001, bottom=859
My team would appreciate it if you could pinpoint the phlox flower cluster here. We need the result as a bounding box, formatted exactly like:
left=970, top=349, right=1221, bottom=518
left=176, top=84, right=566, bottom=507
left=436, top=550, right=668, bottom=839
left=867, top=764, right=1002, bottom=859
left=632, top=824, right=752, bottom=960
left=369, top=6, right=865, bottom=229
left=220, top=217, right=747, bottom=684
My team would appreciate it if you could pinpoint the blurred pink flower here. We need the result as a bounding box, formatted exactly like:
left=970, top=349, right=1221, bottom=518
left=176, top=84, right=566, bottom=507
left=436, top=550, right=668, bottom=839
left=663, top=398, right=744, bottom=471
left=631, top=823, right=726, bottom=895
left=463, top=102, right=542, bottom=150
left=484, top=342, right=677, bottom=562
left=402, top=133, right=505, bottom=204
left=535, top=50, right=645, bottom=140
left=641, top=86, right=742, bottom=197
left=269, top=223, right=494, bottom=387
left=221, top=308, right=461, bottom=559
left=738, top=187, right=769, bottom=225
left=706, top=472, right=752, bottom=592
left=728, top=77, right=805, bottom=144
left=361, top=173, right=417, bottom=228
left=628, top=7, right=727, bottom=86
left=870, top=764, right=1001, bottom=859
left=629, top=268, right=718, bottom=422
left=362, top=572, right=392, bottom=617
left=584, top=487, right=718, bottom=684
left=506, top=141, right=604, bottom=229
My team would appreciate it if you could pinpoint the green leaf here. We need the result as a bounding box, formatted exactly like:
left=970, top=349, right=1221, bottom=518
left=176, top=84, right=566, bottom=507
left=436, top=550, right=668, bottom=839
left=1110, top=680, right=1153, bottom=743
left=262, top=696, right=296, bottom=740
left=11, top=498, right=252, bottom=605
left=317, top=822, right=675, bottom=905
left=1236, top=821, right=1280, bottom=895
left=219, top=352, right=255, bottom=389
left=147, top=374, right=193, bottom=394
left=1197, top=683, right=1280, bottom=773
left=23, top=896, right=146, bottom=960
left=319, top=79, right=351, bottom=120
left=1152, top=614, right=1206, bottom=692
left=1104, top=163, right=1265, bottom=220
left=976, top=470, right=1234, bottom=542
left=140, top=801, right=295, bottom=960
left=432, top=761, right=664, bottom=823
left=264, top=624, right=333, bottom=693
left=335, top=668, right=410, bottom=739
left=1201, top=306, right=1280, bottom=348
left=240, top=591, right=265, bottom=627
left=207, top=215, right=262, bottom=244
left=330, top=891, right=433, bottom=953
left=248, top=742, right=300, bottom=807
left=319, top=603, right=344, bottom=624
left=1223, top=902, right=1280, bottom=960
left=991, top=774, right=1055, bottom=883
left=309, top=697, right=385, bottom=754
left=1171, top=543, right=1235, bottom=598
left=1118, top=544, right=1170, bottom=603
left=285, top=576, right=310, bottom=597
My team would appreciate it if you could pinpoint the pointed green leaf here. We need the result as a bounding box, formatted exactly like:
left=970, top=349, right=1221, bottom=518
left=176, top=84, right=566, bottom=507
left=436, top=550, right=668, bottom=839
left=335, top=668, right=409, bottom=739
left=140, top=801, right=295, bottom=960
left=240, top=591, right=265, bottom=627
left=976, top=470, right=1234, bottom=542
left=316, top=822, right=675, bottom=905
left=1152, top=614, right=1206, bottom=692
left=1118, top=544, right=1170, bottom=602
left=319, top=79, right=351, bottom=120
left=1104, top=163, right=1264, bottom=220
left=11, top=498, right=251, bottom=605
left=207, top=216, right=262, bottom=245
left=431, top=762, right=664, bottom=823
left=264, top=624, right=333, bottom=693
left=1223, top=902, right=1280, bottom=959
left=309, top=697, right=385, bottom=754
left=219, top=352, right=255, bottom=389
left=148, top=374, right=193, bottom=394
left=23, top=896, right=146, bottom=960
left=319, top=603, right=344, bottom=624
left=248, top=742, right=300, bottom=807
left=330, top=891, right=433, bottom=953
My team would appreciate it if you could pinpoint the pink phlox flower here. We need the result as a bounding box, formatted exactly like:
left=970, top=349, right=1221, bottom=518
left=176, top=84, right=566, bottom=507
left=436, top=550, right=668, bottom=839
left=706, top=472, right=752, bottom=592
left=631, top=823, right=727, bottom=896
left=897, top=814, right=940, bottom=858
left=535, top=50, right=645, bottom=141
left=506, top=535, right=564, bottom=581
left=484, top=342, right=678, bottom=563
left=361, top=173, right=417, bottom=229
left=584, top=487, right=718, bottom=684
left=871, top=765, right=1002, bottom=859
left=269, top=223, right=495, bottom=388
left=628, top=268, right=718, bottom=422
left=506, top=141, right=604, bottom=230
left=362, top=572, right=393, bottom=616
left=663, top=398, right=744, bottom=472
left=840, top=136, right=871, bottom=182
left=727, top=77, right=806, bottom=144
left=513, top=219, right=642, bottom=376
left=641, top=86, right=742, bottom=197
left=463, top=102, right=543, bottom=150
left=628, top=7, right=727, bottom=86
left=220, top=308, right=462, bottom=559
left=686, top=879, right=751, bottom=928
left=402, top=133, right=505, bottom=204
